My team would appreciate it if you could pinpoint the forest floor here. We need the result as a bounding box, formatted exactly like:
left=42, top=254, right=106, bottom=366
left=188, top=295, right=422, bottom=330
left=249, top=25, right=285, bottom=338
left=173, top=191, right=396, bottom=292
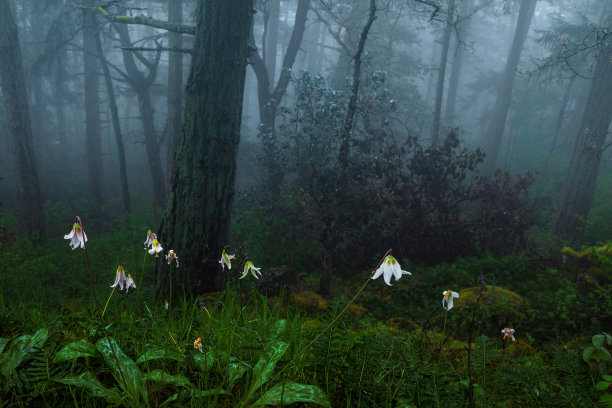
left=0, top=207, right=610, bottom=407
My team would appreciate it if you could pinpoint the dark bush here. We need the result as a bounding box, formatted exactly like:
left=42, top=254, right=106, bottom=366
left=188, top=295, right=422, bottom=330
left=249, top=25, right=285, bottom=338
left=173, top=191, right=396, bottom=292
left=253, top=72, right=535, bottom=270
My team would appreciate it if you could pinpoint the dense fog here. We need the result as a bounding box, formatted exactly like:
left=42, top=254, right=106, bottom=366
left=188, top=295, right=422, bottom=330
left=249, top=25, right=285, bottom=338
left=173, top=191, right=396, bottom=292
left=1, top=0, right=611, bottom=272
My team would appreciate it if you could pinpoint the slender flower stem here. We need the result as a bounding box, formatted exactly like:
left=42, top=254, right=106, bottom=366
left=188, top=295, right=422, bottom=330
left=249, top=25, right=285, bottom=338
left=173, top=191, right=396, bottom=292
left=76, top=216, right=129, bottom=392
left=102, top=286, right=116, bottom=317
left=168, top=263, right=173, bottom=313
left=271, top=249, right=392, bottom=383
left=137, top=250, right=147, bottom=304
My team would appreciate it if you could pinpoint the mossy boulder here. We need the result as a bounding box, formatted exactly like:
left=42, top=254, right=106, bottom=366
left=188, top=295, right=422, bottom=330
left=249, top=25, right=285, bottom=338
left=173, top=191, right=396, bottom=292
left=291, top=291, right=329, bottom=313
left=451, top=285, right=526, bottom=329
left=348, top=303, right=368, bottom=318
left=453, top=285, right=524, bottom=309
left=561, top=243, right=612, bottom=282
left=387, top=317, right=420, bottom=332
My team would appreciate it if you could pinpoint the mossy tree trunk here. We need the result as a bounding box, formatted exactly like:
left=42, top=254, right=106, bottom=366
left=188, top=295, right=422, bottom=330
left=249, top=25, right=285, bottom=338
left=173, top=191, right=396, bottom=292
left=83, top=8, right=104, bottom=204
left=156, top=0, right=253, bottom=296
left=552, top=27, right=612, bottom=241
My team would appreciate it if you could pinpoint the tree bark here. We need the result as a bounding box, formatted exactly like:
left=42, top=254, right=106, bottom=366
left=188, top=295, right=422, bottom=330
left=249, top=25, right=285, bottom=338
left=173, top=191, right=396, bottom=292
left=157, top=0, right=253, bottom=296
left=551, top=33, right=612, bottom=241
left=166, top=0, right=183, bottom=188
left=115, top=24, right=166, bottom=206
left=83, top=9, right=104, bottom=204
left=93, top=19, right=131, bottom=213
left=481, top=0, right=537, bottom=174
left=265, top=0, right=280, bottom=89
left=444, top=0, right=470, bottom=125
left=431, top=0, right=455, bottom=146
left=0, top=0, right=45, bottom=235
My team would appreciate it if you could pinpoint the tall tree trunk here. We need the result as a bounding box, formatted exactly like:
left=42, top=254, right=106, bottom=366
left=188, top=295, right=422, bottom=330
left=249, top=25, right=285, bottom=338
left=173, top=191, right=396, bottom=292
left=250, top=0, right=309, bottom=193
left=307, top=17, right=323, bottom=73
left=481, top=0, right=537, bottom=174
left=157, top=0, right=252, bottom=296
left=265, top=0, right=280, bottom=88
left=115, top=24, right=166, bottom=206
left=166, top=0, right=183, bottom=187
left=542, top=76, right=576, bottom=173
left=83, top=9, right=104, bottom=203
left=551, top=33, right=612, bottom=241
left=93, top=20, right=131, bottom=213
left=431, top=0, right=455, bottom=146
left=0, top=0, right=45, bottom=235
left=444, top=0, right=470, bottom=125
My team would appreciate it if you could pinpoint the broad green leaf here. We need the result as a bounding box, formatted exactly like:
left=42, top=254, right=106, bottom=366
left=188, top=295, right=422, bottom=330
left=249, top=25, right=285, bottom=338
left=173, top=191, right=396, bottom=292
left=249, top=382, right=331, bottom=407
left=163, top=388, right=230, bottom=404
left=600, top=393, right=612, bottom=402
left=96, top=337, right=147, bottom=401
left=583, top=346, right=595, bottom=362
left=136, top=348, right=184, bottom=364
left=144, top=369, right=192, bottom=388
left=604, top=375, right=612, bottom=382
left=227, top=360, right=249, bottom=388
left=248, top=341, right=288, bottom=394
left=56, top=371, right=121, bottom=403
left=606, top=333, right=612, bottom=346
left=596, top=381, right=611, bottom=391
left=0, top=328, right=48, bottom=388
left=593, top=334, right=606, bottom=348
left=591, top=348, right=612, bottom=362
left=53, top=341, right=98, bottom=364
left=192, top=351, right=216, bottom=371
left=272, top=320, right=287, bottom=338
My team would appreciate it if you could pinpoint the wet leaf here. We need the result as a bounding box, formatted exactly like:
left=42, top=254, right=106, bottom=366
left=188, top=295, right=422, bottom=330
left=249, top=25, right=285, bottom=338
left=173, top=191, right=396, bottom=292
left=56, top=371, right=121, bottom=403
left=53, top=341, right=98, bottom=363
left=249, top=381, right=331, bottom=407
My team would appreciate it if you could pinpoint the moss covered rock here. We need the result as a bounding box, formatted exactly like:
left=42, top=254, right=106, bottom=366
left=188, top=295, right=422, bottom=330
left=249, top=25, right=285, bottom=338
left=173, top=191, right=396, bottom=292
left=453, top=285, right=524, bottom=309
left=291, top=291, right=329, bottom=312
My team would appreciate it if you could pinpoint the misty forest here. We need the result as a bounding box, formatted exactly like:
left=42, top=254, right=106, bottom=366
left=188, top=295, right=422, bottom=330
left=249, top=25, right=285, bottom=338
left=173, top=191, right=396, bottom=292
left=1, top=0, right=611, bottom=406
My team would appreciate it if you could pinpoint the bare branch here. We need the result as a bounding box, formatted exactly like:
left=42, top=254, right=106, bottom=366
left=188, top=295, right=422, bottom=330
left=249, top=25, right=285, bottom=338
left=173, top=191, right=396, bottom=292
left=81, top=4, right=197, bottom=34
left=120, top=46, right=192, bottom=54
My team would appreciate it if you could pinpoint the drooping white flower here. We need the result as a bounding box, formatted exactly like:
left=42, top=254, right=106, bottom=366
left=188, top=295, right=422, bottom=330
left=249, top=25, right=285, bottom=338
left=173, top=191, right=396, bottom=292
left=442, top=290, right=459, bottom=310
left=64, top=222, right=87, bottom=250
left=110, top=265, right=127, bottom=291
left=144, top=230, right=157, bottom=250
left=239, top=261, right=262, bottom=279
left=166, top=250, right=179, bottom=267
left=125, top=273, right=137, bottom=293
left=164, top=300, right=169, bottom=310
left=219, top=249, right=235, bottom=270
left=502, top=327, right=516, bottom=342
left=148, top=239, right=163, bottom=256
left=372, top=255, right=411, bottom=286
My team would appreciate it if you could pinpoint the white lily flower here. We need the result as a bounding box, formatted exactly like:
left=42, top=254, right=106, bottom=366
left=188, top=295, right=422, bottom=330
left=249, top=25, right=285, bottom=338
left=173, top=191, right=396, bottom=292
left=166, top=250, right=179, bottom=267
left=144, top=230, right=157, bottom=249
left=64, top=222, right=87, bottom=250
left=240, top=261, right=262, bottom=279
left=502, top=327, right=516, bottom=342
left=219, top=249, right=235, bottom=270
left=125, top=273, right=137, bottom=293
left=148, top=239, right=163, bottom=256
left=164, top=300, right=169, bottom=310
left=442, top=290, right=459, bottom=310
left=110, top=266, right=127, bottom=290
left=372, top=255, right=411, bottom=286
